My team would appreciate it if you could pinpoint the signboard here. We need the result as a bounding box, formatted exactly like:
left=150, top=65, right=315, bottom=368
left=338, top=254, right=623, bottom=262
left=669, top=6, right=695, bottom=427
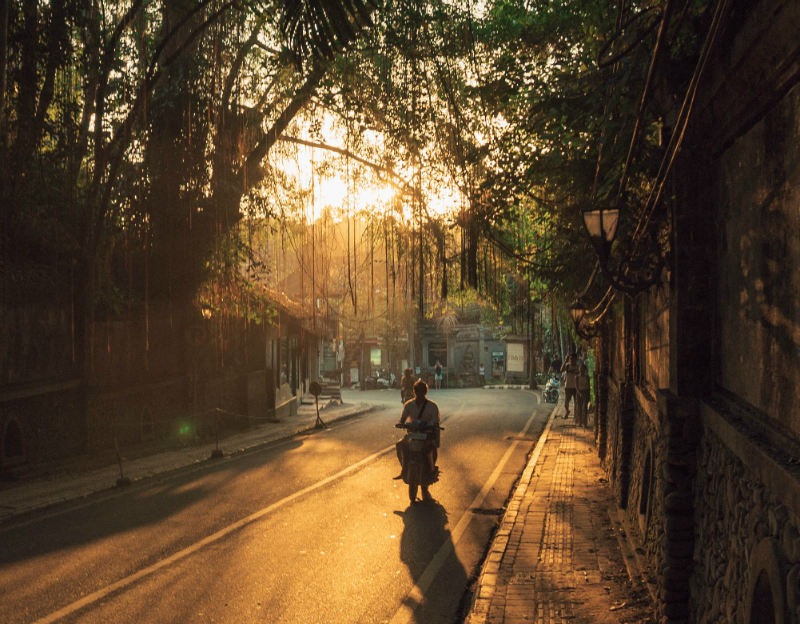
left=507, top=343, right=525, bottom=373
left=370, top=348, right=382, bottom=366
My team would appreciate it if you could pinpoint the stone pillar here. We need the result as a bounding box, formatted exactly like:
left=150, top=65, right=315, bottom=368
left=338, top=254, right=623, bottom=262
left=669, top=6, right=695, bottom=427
left=596, top=319, right=611, bottom=461
left=657, top=135, right=715, bottom=622
left=657, top=391, right=700, bottom=624
left=669, top=149, right=716, bottom=398
left=616, top=381, right=635, bottom=509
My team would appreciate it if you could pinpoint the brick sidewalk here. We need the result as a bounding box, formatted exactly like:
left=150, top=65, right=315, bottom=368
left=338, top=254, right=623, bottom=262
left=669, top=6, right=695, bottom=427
left=466, top=403, right=655, bottom=624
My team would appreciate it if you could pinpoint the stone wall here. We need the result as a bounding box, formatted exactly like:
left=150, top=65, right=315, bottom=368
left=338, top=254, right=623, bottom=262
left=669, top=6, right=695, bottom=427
left=604, top=376, right=628, bottom=506
left=596, top=2, right=800, bottom=622
left=1, top=382, right=85, bottom=468
left=0, top=303, right=77, bottom=386
left=624, top=393, right=662, bottom=558
left=607, top=385, right=699, bottom=623
left=716, top=80, right=800, bottom=435
left=692, top=403, right=800, bottom=624
left=87, top=379, right=185, bottom=451
left=86, top=371, right=252, bottom=452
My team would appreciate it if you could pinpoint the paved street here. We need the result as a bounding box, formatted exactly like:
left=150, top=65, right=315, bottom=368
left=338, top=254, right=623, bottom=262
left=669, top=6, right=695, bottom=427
left=0, top=389, right=550, bottom=624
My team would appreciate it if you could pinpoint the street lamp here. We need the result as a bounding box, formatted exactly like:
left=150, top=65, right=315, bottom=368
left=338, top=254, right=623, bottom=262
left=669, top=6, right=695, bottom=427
left=582, top=206, right=619, bottom=259
left=569, top=300, right=587, bottom=326
left=569, top=299, right=598, bottom=340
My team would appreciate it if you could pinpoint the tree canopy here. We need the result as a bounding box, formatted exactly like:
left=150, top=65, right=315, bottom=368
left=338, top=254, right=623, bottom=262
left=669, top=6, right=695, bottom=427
left=1, top=0, right=713, bottom=353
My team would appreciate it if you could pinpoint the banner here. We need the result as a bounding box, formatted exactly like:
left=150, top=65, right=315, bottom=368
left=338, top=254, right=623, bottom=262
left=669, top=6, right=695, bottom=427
left=506, top=343, right=525, bottom=373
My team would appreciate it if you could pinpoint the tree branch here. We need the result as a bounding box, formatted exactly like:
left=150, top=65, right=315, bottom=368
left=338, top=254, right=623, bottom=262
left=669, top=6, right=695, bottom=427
left=277, top=134, right=414, bottom=194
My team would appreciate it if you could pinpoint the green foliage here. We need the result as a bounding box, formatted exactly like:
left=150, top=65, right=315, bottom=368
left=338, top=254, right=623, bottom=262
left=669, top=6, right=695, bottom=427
left=2, top=0, right=713, bottom=368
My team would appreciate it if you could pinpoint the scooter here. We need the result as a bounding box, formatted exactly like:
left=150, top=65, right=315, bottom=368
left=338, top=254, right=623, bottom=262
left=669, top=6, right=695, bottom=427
left=395, top=421, right=444, bottom=503
left=543, top=375, right=560, bottom=403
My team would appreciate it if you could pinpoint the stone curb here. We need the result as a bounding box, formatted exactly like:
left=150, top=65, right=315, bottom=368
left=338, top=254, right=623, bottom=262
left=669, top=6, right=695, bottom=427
left=465, top=400, right=559, bottom=624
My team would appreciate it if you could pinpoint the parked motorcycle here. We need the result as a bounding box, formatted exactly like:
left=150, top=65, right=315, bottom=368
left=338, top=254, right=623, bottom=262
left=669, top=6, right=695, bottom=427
left=395, top=421, right=443, bottom=503
left=543, top=375, right=560, bottom=403
left=375, top=369, right=395, bottom=389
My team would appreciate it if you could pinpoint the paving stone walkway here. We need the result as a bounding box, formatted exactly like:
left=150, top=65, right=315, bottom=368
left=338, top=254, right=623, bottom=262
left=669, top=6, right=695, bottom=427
left=466, top=402, right=656, bottom=624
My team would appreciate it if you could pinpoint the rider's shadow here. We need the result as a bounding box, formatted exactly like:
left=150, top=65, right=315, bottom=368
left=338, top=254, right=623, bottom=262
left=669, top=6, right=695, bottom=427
left=394, top=502, right=469, bottom=620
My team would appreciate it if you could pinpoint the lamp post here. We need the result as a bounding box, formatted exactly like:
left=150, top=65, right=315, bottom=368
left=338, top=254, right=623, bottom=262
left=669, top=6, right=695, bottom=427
left=569, top=299, right=597, bottom=340
left=569, top=300, right=587, bottom=327
left=582, top=203, right=664, bottom=295
left=582, top=206, right=619, bottom=259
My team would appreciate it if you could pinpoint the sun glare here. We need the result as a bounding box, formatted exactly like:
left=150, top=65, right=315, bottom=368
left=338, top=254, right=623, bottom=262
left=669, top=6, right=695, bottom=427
left=277, top=115, right=461, bottom=225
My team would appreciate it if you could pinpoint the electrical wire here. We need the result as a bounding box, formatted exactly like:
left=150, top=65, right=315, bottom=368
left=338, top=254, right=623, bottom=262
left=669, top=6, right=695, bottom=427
left=577, top=0, right=732, bottom=313
left=630, top=0, right=731, bottom=252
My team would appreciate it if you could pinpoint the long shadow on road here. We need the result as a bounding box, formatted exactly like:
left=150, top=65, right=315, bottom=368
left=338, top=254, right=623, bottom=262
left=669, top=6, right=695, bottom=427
left=0, top=437, right=307, bottom=566
left=396, top=501, right=469, bottom=624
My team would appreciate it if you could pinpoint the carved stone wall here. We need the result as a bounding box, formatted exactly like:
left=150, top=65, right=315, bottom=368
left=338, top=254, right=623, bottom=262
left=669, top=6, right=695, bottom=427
left=692, top=406, right=800, bottom=624
left=609, top=389, right=699, bottom=624
left=604, top=377, right=629, bottom=508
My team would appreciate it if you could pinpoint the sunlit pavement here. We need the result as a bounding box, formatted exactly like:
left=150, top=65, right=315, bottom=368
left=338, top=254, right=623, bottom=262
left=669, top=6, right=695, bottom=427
left=0, top=386, right=547, bottom=624
left=0, top=395, right=373, bottom=522
left=0, top=387, right=654, bottom=624
left=466, top=399, right=657, bottom=624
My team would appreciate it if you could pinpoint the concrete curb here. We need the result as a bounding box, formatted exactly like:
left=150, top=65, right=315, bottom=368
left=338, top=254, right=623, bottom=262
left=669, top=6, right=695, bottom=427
left=466, top=400, right=560, bottom=624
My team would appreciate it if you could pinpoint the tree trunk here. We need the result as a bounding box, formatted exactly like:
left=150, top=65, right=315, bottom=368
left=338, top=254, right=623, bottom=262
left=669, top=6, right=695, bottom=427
left=0, top=0, right=7, bottom=139
left=467, top=215, right=478, bottom=289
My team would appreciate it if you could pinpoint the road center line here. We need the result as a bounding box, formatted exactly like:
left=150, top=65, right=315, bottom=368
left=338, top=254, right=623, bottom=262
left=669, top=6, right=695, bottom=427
left=389, top=404, right=542, bottom=624
left=32, top=441, right=400, bottom=624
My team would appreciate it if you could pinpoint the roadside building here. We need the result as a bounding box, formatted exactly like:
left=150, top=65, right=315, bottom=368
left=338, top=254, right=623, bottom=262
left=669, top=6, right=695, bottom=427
left=0, top=288, right=327, bottom=473
left=591, top=3, right=800, bottom=622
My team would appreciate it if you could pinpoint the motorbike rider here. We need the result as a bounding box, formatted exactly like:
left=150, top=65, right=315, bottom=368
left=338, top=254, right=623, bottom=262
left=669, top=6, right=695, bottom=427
left=394, top=379, right=440, bottom=501
left=400, top=367, right=415, bottom=403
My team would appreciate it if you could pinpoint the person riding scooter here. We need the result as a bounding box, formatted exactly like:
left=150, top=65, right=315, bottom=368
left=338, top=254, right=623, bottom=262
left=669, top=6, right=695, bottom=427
left=394, top=379, right=440, bottom=501
left=400, top=368, right=415, bottom=403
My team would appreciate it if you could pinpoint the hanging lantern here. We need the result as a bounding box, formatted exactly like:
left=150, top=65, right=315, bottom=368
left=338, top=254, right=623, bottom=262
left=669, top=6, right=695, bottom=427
left=569, top=300, right=588, bottom=326
left=582, top=206, right=620, bottom=259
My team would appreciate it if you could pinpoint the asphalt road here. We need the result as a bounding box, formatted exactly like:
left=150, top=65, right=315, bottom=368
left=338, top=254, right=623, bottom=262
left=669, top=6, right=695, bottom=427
left=0, top=388, right=553, bottom=624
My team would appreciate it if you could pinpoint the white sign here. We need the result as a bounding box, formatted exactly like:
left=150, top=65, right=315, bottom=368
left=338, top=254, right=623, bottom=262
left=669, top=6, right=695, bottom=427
left=507, top=343, right=525, bottom=373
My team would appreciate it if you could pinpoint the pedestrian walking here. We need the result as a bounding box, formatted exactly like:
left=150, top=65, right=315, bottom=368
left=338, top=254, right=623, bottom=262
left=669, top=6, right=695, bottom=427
left=560, top=353, right=579, bottom=418
left=550, top=354, right=562, bottom=376
left=478, top=363, right=486, bottom=387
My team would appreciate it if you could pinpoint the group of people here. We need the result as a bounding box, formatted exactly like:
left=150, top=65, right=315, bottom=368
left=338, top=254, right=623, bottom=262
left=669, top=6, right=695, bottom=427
left=393, top=352, right=592, bottom=504
left=400, top=361, right=444, bottom=401
left=555, top=353, right=591, bottom=427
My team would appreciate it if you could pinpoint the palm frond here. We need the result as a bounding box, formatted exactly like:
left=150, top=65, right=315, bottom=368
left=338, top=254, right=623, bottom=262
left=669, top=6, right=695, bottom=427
left=280, top=0, right=379, bottom=66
